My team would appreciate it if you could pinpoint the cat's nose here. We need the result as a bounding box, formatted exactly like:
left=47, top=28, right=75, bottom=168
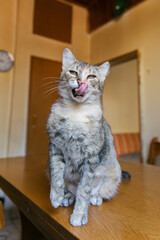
left=77, top=80, right=82, bottom=86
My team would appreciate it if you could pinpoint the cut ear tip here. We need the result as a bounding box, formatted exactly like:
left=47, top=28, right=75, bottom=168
left=99, top=61, right=110, bottom=72
left=99, top=61, right=110, bottom=68
left=104, top=61, right=110, bottom=67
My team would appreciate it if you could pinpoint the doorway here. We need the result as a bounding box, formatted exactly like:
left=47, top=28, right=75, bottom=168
left=26, top=56, right=62, bottom=156
left=102, top=51, right=142, bottom=162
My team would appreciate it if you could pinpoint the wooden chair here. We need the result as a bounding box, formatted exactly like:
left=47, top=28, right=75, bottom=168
left=0, top=200, right=5, bottom=228
left=148, top=137, right=160, bottom=165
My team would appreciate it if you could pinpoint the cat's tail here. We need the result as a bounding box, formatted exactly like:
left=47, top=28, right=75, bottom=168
left=122, top=170, right=131, bottom=179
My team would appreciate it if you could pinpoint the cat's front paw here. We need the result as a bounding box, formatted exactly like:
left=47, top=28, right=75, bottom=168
left=50, top=188, right=64, bottom=208
left=61, top=191, right=75, bottom=207
left=90, top=195, right=103, bottom=206
left=70, top=212, right=88, bottom=226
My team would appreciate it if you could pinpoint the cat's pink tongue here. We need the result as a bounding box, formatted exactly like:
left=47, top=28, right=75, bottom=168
left=75, top=82, right=88, bottom=96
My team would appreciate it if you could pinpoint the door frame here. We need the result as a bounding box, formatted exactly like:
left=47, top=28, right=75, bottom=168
left=26, top=55, right=61, bottom=156
left=102, top=50, right=143, bottom=162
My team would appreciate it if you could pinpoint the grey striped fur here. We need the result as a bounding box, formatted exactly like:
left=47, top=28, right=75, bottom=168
left=47, top=48, right=121, bottom=226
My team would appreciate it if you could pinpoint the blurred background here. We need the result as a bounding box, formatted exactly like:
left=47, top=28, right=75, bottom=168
left=0, top=0, right=160, bottom=164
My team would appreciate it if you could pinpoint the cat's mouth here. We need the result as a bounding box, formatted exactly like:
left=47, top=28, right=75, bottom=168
left=72, top=82, right=88, bottom=98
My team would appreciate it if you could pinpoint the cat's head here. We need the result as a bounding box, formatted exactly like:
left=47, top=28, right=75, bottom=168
left=59, top=48, right=110, bottom=103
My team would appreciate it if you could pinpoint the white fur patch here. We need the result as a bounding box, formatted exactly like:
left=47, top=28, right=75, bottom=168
left=62, top=103, right=102, bottom=124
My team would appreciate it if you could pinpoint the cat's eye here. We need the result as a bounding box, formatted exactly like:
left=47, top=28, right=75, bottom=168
left=69, top=70, right=78, bottom=77
left=87, top=74, right=96, bottom=79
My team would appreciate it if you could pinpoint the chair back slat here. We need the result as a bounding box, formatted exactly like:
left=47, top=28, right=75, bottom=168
left=148, top=137, right=160, bottom=165
left=0, top=201, right=5, bottom=229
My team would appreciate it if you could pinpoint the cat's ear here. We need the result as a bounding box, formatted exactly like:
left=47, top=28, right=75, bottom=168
left=98, top=61, right=110, bottom=81
left=62, top=48, right=76, bottom=70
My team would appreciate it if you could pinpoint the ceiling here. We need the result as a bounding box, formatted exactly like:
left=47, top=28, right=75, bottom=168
left=65, top=0, right=145, bottom=32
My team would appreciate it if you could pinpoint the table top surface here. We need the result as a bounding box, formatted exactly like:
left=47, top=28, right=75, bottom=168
left=0, top=156, right=160, bottom=240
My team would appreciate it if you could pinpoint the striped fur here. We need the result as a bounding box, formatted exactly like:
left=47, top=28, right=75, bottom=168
left=47, top=48, right=121, bottom=226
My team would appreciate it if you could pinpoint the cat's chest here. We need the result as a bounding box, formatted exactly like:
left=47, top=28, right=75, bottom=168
left=54, top=115, right=89, bottom=161
left=49, top=103, right=104, bottom=164
left=63, top=105, right=92, bottom=124
left=51, top=102, right=102, bottom=141
left=57, top=103, right=101, bottom=130
left=63, top=111, right=90, bottom=130
left=52, top=104, right=101, bottom=151
left=58, top=110, right=91, bottom=138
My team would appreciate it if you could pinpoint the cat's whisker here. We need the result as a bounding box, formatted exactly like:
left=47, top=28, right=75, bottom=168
left=42, top=77, right=60, bottom=81
left=41, top=85, right=67, bottom=98
left=43, top=90, right=59, bottom=98
left=39, top=82, right=59, bottom=88
left=42, top=88, right=63, bottom=99
left=41, top=81, right=59, bottom=85
left=42, top=87, right=58, bottom=93
left=41, top=81, right=59, bottom=86
left=42, top=87, right=59, bottom=95
left=40, top=86, right=59, bottom=91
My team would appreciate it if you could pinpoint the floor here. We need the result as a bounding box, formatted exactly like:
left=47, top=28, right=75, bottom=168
left=119, top=152, right=140, bottom=162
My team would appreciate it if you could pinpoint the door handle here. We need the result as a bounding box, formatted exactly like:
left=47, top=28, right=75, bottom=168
left=32, top=114, right=37, bottom=128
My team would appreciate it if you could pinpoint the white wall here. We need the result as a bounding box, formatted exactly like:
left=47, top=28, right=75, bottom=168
left=103, top=59, right=139, bottom=134
left=91, top=0, right=160, bottom=162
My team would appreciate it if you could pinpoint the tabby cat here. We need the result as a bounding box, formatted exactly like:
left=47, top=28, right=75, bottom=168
left=47, top=48, right=121, bottom=226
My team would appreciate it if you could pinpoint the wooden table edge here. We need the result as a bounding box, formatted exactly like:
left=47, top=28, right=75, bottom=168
left=0, top=176, right=78, bottom=240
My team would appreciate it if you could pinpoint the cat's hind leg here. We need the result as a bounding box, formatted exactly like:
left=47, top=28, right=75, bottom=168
left=90, top=177, right=103, bottom=206
left=90, top=163, right=121, bottom=205
left=99, top=164, right=121, bottom=200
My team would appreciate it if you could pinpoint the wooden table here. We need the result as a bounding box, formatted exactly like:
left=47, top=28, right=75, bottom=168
left=0, top=156, right=160, bottom=240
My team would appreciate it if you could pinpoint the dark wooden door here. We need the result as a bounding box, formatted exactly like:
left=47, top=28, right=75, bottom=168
left=27, top=56, right=62, bottom=156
